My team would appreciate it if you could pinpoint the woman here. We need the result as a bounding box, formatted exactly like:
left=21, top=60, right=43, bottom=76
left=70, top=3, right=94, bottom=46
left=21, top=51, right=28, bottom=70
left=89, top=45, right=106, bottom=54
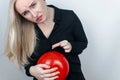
left=5, top=0, right=88, bottom=80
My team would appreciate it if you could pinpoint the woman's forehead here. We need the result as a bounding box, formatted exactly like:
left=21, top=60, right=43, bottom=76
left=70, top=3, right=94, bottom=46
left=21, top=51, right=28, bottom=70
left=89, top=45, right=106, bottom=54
left=15, top=0, right=34, bottom=13
left=15, top=0, right=34, bottom=8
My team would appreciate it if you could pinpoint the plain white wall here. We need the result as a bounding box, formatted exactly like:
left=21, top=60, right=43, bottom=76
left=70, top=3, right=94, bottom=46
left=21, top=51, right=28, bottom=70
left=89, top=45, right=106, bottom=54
left=0, top=0, right=120, bottom=80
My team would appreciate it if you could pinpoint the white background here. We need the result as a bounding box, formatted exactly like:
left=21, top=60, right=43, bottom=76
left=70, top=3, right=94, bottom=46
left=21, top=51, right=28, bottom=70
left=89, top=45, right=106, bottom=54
left=0, top=0, right=120, bottom=80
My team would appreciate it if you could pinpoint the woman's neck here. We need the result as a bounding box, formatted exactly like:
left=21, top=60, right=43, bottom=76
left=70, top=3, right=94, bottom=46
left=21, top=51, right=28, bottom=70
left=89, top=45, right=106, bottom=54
left=46, top=7, right=54, bottom=22
left=38, top=7, right=54, bottom=25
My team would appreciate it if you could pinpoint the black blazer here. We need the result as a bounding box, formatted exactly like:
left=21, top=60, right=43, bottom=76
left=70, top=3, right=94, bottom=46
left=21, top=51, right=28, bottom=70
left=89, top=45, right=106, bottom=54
left=25, top=5, right=88, bottom=80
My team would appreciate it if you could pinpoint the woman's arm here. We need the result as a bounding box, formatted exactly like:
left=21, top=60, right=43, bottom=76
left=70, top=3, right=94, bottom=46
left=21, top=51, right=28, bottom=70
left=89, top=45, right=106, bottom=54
left=69, top=12, right=88, bottom=54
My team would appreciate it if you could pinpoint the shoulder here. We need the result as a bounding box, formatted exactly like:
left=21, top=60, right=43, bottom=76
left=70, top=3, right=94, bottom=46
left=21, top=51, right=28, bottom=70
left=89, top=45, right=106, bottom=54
left=48, top=5, right=78, bottom=20
left=49, top=5, right=81, bottom=25
left=60, top=9, right=77, bottom=20
left=57, top=8, right=79, bottom=24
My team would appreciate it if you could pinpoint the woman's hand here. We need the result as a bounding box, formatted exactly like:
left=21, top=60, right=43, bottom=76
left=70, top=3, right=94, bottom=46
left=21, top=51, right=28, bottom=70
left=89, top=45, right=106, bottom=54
left=30, top=64, right=60, bottom=80
left=52, top=40, right=72, bottom=53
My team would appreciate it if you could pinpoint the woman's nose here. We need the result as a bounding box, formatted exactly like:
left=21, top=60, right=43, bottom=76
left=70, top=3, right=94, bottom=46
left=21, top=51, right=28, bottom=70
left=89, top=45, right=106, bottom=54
left=31, top=10, right=37, bottom=18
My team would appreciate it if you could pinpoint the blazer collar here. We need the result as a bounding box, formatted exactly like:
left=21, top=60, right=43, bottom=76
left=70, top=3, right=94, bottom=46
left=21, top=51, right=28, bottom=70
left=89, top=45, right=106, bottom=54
left=47, top=5, right=62, bottom=24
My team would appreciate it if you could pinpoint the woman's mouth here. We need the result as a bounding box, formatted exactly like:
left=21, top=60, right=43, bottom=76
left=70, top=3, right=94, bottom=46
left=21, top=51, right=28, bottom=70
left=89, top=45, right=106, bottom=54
left=36, top=15, right=42, bottom=22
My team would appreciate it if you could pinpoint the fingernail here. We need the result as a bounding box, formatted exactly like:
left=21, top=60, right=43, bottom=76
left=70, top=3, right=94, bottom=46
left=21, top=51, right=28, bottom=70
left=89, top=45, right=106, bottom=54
left=55, top=67, right=58, bottom=69
left=57, top=71, right=60, bottom=74
left=56, top=76, right=59, bottom=78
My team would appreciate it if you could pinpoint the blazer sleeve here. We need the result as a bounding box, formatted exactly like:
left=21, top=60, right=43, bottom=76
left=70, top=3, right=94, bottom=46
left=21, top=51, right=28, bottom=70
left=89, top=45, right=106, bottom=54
left=69, top=12, right=88, bottom=54
left=24, top=53, right=37, bottom=77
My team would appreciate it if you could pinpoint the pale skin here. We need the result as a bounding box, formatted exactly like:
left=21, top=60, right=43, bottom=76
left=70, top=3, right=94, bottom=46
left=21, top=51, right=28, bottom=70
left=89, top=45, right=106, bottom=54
left=15, top=0, right=72, bottom=79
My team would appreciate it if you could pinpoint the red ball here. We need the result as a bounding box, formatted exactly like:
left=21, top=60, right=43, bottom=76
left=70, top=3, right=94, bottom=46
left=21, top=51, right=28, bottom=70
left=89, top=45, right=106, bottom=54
left=37, top=51, right=69, bottom=80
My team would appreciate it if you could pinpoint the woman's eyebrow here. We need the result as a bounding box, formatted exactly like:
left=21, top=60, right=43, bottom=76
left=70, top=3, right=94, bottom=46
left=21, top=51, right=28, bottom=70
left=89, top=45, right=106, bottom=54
left=21, top=1, right=35, bottom=15
left=29, top=1, right=35, bottom=8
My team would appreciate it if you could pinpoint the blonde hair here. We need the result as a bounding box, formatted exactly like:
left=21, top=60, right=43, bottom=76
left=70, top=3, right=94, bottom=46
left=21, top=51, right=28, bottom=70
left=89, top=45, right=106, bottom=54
left=5, top=0, right=36, bottom=66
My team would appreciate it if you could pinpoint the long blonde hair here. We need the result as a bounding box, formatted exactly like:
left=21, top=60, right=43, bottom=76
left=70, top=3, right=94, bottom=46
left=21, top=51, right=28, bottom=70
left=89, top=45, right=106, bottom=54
left=5, top=0, right=36, bottom=66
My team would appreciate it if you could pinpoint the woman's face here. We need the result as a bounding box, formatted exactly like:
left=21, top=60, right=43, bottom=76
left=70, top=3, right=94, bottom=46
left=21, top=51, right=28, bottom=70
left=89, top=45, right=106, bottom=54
left=15, top=0, right=48, bottom=23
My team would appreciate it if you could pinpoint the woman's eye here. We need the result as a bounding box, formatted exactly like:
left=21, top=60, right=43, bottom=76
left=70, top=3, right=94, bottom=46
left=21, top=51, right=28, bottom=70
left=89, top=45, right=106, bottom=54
left=31, top=3, right=36, bottom=8
left=23, top=11, right=29, bottom=16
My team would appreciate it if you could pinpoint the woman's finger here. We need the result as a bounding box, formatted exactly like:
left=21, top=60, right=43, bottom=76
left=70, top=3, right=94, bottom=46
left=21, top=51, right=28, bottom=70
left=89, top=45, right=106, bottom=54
left=42, top=71, right=60, bottom=78
left=52, top=42, right=60, bottom=49
left=37, top=64, right=50, bottom=69
left=44, top=76, right=59, bottom=80
left=42, top=67, right=58, bottom=74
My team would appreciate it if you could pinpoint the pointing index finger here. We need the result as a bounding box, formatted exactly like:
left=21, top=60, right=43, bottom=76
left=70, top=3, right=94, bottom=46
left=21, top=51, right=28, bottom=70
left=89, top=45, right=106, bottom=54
left=52, top=42, right=60, bottom=49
